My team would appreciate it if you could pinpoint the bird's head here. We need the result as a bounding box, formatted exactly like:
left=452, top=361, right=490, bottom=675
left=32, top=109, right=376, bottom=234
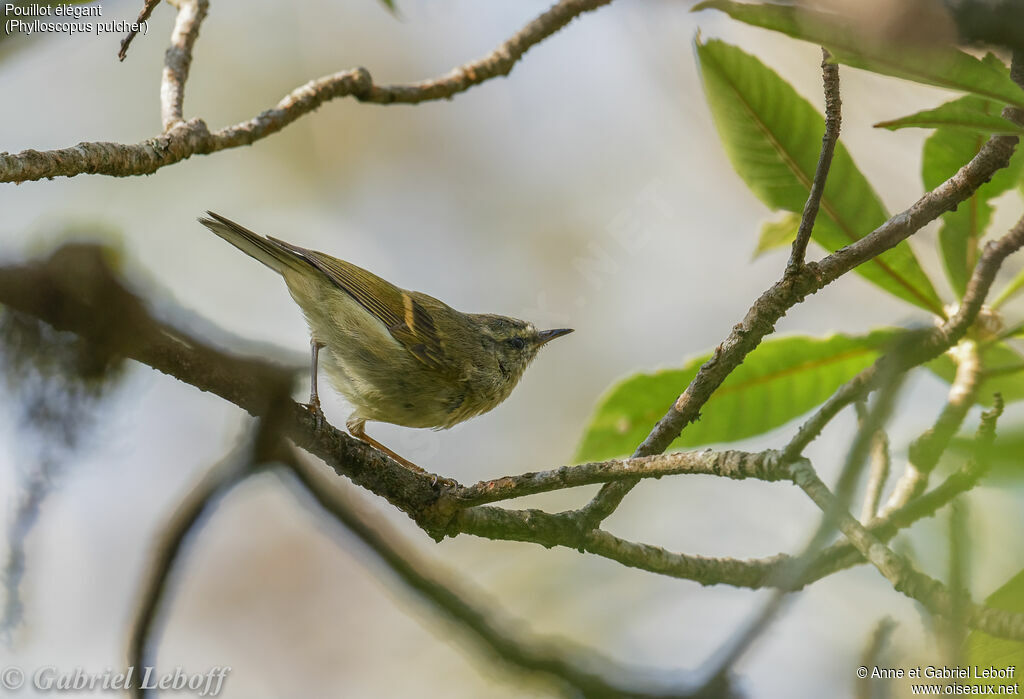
left=470, top=314, right=573, bottom=387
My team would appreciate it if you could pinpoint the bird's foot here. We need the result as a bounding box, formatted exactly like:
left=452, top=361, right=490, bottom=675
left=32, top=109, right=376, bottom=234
left=429, top=473, right=458, bottom=489
left=302, top=398, right=325, bottom=430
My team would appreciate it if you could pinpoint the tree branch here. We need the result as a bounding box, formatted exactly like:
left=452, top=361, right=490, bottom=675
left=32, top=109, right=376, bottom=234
left=2, top=237, right=1020, bottom=592
left=118, top=0, right=161, bottom=62
left=160, top=0, right=209, bottom=131
left=128, top=425, right=280, bottom=698
left=856, top=618, right=896, bottom=699
left=696, top=367, right=906, bottom=691
left=855, top=400, right=891, bottom=523
left=787, top=47, right=841, bottom=273
left=789, top=403, right=1024, bottom=642
left=576, top=131, right=1018, bottom=529
left=454, top=449, right=792, bottom=508
left=0, top=244, right=447, bottom=528
left=879, top=339, right=981, bottom=516
left=0, top=0, right=614, bottom=183
left=281, top=448, right=697, bottom=699
left=785, top=210, right=1024, bottom=463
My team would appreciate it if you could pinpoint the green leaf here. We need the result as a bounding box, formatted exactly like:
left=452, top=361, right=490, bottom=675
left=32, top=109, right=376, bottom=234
left=876, top=102, right=1024, bottom=135
left=753, top=212, right=800, bottom=258
left=964, top=569, right=1024, bottom=677
left=693, top=1, right=1024, bottom=108
left=927, top=342, right=1024, bottom=406
left=922, top=94, right=1024, bottom=297
left=576, top=331, right=897, bottom=461
left=993, top=268, right=1024, bottom=308
left=696, top=39, right=943, bottom=314
left=1000, top=321, right=1024, bottom=339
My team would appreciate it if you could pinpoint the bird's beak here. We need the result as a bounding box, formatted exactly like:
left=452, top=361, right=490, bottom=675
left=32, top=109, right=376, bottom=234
left=537, top=328, right=574, bottom=346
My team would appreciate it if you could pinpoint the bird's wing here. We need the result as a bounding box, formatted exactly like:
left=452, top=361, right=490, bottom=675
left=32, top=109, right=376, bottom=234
left=267, top=237, right=451, bottom=373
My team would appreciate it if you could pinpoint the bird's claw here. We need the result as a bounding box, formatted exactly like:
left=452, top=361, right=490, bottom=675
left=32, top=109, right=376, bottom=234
left=303, top=399, right=325, bottom=430
left=430, top=474, right=458, bottom=489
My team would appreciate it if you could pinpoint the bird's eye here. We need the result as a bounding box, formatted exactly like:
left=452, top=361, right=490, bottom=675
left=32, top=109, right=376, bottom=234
left=507, top=337, right=526, bottom=350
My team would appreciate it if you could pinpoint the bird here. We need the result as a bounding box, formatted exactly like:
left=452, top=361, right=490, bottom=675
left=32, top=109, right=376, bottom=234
left=198, top=211, right=573, bottom=476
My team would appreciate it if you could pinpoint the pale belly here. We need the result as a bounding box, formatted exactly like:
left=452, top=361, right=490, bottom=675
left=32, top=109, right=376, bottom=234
left=320, top=348, right=466, bottom=429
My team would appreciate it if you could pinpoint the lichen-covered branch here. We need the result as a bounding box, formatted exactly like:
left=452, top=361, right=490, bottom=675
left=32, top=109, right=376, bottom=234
left=0, top=245, right=444, bottom=526
left=0, top=0, right=613, bottom=183
left=454, top=449, right=792, bottom=508
left=160, top=0, right=209, bottom=131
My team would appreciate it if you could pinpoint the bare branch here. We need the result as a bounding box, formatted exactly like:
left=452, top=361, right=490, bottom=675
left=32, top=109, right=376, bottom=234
left=118, top=0, right=161, bottom=62
left=161, top=0, right=209, bottom=131
left=943, top=500, right=969, bottom=668
left=450, top=505, right=788, bottom=588
left=0, top=0, right=614, bottom=183
left=787, top=47, right=841, bottom=273
left=454, top=449, right=792, bottom=508
left=128, top=389, right=301, bottom=697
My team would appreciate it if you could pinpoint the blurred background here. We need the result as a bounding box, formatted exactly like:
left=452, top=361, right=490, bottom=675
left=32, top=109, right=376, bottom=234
left=2, top=0, right=1024, bottom=696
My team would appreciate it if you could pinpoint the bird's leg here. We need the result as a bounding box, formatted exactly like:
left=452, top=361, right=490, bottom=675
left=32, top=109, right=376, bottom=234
left=304, top=339, right=326, bottom=429
left=346, top=417, right=425, bottom=472
left=346, top=417, right=442, bottom=483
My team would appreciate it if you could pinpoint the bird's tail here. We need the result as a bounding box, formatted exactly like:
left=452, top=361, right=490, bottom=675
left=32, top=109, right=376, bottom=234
left=198, top=211, right=306, bottom=275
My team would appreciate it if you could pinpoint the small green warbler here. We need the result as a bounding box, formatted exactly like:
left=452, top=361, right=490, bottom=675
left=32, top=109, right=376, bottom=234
left=199, top=212, right=572, bottom=474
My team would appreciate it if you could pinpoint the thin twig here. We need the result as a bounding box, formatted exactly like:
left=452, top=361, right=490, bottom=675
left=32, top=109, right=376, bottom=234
left=453, top=449, right=792, bottom=508
left=118, top=0, right=161, bottom=62
left=787, top=48, right=842, bottom=273
left=804, top=393, right=1004, bottom=583
left=856, top=618, right=896, bottom=699
left=129, top=396, right=293, bottom=698
left=794, top=399, right=1003, bottom=622
left=855, top=400, right=891, bottom=523
left=944, top=500, right=969, bottom=670
left=160, top=0, right=209, bottom=131
left=1, top=0, right=614, bottom=183
left=880, top=340, right=981, bottom=516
